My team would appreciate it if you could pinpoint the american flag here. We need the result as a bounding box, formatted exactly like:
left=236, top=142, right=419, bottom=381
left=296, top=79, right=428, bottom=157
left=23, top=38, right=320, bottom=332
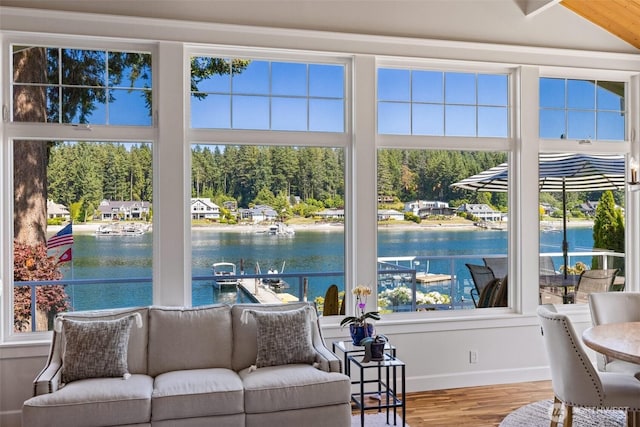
left=47, top=223, right=74, bottom=249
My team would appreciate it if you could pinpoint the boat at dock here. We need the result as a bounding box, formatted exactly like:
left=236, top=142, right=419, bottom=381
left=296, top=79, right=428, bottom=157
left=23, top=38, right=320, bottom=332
left=212, top=262, right=240, bottom=288
left=95, top=222, right=150, bottom=236
left=257, top=261, right=290, bottom=290
left=267, top=222, right=295, bottom=236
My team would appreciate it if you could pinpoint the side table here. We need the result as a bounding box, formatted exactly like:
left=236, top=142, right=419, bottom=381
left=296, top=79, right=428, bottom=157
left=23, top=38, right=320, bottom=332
left=348, top=353, right=405, bottom=427
left=332, top=340, right=396, bottom=376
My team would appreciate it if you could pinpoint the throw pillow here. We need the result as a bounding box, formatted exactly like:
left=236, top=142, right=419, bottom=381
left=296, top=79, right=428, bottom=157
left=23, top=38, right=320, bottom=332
left=61, top=314, right=137, bottom=383
left=244, top=306, right=317, bottom=368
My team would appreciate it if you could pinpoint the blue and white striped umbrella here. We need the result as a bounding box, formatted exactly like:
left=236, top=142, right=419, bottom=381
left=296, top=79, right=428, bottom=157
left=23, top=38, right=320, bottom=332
left=451, top=153, right=626, bottom=193
left=451, top=153, right=626, bottom=277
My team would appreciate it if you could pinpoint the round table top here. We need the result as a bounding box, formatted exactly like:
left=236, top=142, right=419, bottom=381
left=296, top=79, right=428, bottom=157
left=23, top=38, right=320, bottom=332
left=582, top=321, right=640, bottom=365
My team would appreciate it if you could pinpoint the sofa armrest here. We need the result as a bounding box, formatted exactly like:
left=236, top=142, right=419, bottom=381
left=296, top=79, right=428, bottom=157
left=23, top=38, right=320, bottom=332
left=33, top=360, right=63, bottom=396
left=314, top=342, right=342, bottom=373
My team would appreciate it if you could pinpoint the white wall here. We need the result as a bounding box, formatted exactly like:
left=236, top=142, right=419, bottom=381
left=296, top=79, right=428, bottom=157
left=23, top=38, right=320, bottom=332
left=1, top=3, right=638, bottom=426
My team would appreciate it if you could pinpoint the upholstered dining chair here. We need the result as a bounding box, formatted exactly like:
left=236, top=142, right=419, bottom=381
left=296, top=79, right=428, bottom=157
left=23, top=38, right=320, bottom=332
left=537, top=305, right=640, bottom=427
left=588, top=292, right=640, bottom=375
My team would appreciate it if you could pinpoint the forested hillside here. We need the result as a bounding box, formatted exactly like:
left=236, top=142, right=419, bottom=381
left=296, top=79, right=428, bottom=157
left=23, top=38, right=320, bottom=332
left=50, top=142, right=617, bottom=219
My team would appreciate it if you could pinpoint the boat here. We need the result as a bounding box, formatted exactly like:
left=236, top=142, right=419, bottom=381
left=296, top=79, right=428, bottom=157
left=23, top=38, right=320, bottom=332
left=95, top=222, right=149, bottom=236
left=267, top=222, right=295, bottom=236
left=212, top=262, right=239, bottom=288
left=257, top=261, right=290, bottom=290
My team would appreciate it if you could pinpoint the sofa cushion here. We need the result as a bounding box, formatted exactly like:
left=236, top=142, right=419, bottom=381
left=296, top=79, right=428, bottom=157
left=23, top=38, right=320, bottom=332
left=60, top=314, right=138, bottom=383
left=232, top=302, right=318, bottom=371
left=152, top=368, right=244, bottom=421
left=243, top=305, right=317, bottom=368
left=239, top=364, right=351, bottom=414
left=22, top=374, right=153, bottom=427
left=148, top=305, right=232, bottom=376
left=57, top=307, right=149, bottom=375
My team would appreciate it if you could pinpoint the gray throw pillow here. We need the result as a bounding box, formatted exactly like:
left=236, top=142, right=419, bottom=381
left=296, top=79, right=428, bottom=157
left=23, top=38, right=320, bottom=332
left=61, top=315, right=136, bottom=383
left=248, top=306, right=317, bottom=368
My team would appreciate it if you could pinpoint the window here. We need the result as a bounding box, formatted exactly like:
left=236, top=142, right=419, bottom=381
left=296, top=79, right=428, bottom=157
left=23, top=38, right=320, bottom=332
left=539, top=78, right=625, bottom=141
left=376, top=64, right=511, bottom=311
left=377, top=149, right=508, bottom=311
left=7, top=41, right=155, bottom=336
left=12, top=46, right=152, bottom=126
left=190, top=144, right=346, bottom=311
left=538, top=152, right=626, bottom=305
left=377, top=69, right=509, bottom=137
left=188, top=54, right=349, bottom=315
left=13, top=140, right=153, bottom=333
left=190, top=57, right=345, bottom=132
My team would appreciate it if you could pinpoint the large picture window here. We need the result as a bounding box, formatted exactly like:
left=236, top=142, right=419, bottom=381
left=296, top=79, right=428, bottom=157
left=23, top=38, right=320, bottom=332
left=13, top=140, right=153, bottom=333
left=190, top=144, right=346, bottom=314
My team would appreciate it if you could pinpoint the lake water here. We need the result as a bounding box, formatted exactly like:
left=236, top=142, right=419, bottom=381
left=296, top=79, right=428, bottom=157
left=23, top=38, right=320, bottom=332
left=57, top=225, right=596, bottom=311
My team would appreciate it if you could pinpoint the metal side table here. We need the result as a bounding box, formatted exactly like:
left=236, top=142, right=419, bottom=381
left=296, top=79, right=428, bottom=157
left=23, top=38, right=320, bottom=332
left=332, top=340, right=396, bottom=376
left=348, top=352, right=405, bottom=427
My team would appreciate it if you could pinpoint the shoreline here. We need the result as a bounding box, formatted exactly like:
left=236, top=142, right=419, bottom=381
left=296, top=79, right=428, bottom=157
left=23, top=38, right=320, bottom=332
left=50, top=218, right=594, bottom=234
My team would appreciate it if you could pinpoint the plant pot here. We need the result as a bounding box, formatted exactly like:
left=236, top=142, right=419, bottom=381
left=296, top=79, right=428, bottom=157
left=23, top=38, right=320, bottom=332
left=370, top=342, right=386, bottom=361
left=349, top=323, right=374, bottom=345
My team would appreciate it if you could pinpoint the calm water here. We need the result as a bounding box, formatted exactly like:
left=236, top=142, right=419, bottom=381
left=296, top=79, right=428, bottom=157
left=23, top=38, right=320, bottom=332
left=57, top=225, right=596, bottom=311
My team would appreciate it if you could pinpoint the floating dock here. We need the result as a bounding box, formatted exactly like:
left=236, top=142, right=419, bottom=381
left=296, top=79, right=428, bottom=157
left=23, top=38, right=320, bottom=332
left=238, top=279, right=299, bottom=304
left=415, top=273, right=452, bottom=284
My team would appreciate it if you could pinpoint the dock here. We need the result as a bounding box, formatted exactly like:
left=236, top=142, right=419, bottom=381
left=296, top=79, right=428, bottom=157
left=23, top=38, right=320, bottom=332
left=238, top=278, right=300, bottom=304
left=415, top=273, right=452, bottom=284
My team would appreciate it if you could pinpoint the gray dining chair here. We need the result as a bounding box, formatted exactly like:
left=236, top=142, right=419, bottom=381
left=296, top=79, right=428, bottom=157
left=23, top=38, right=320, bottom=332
left=465, top=263, right=495, bottom=307
left=537, top=305, right=640, bottom=427
left=482, top=257, right=507, bottom=279
left=588, top=292, right=640, bottom=375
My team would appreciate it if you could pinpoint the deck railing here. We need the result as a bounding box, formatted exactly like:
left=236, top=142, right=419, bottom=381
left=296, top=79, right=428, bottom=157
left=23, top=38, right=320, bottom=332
left=13, top=250, right=625, bottom=331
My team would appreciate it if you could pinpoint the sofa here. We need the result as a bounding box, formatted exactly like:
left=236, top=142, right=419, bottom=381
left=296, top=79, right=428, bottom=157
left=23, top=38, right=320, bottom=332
left=22, top=302, right=352, bottom=427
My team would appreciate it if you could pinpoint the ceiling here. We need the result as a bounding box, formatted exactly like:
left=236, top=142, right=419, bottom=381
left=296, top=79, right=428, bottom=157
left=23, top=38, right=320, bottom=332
left=561, top=0, right=640, bottom=49
left=1, top=0, right=639, bottom=54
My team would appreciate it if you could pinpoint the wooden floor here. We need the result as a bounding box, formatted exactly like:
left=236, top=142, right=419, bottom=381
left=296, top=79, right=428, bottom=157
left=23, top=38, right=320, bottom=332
left=377, top=380, right=553, bottom=427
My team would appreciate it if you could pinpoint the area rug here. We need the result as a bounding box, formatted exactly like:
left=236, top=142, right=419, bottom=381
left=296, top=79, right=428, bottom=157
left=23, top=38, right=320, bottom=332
left=351, top=412, right=408, bottom=426
left=500, top=399, right=626, bottom=426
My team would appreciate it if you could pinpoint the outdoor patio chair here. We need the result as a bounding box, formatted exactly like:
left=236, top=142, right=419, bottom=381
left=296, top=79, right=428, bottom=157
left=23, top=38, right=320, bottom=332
left=323, top=284, right=340, bottom=315
left=537, top=305, right=640, bottom=427
left=564, top=268, right=619, bottom=304
left=465, top=263, right=495, bottom=307
left=539, top=255, right=557, bottom=275
left=483, top=257, right=507, bottom=279
left=588, top=292, right=640, bottom=374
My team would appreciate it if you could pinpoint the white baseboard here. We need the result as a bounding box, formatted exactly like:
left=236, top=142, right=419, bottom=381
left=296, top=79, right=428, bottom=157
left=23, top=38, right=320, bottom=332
left=405, top=366, right=550, bottom=392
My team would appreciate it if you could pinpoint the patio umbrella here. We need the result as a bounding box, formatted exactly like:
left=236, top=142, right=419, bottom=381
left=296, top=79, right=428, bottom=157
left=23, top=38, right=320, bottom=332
left=451, top=153, right=626, bottom=277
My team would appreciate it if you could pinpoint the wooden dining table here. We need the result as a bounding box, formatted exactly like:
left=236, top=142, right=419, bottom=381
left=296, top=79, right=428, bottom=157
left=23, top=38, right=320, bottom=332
left=582, top=321, right=640, bottom=365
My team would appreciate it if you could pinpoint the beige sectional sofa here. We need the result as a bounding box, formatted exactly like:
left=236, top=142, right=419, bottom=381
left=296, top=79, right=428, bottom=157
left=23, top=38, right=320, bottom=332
left=22, top=302, right=351, bottom=427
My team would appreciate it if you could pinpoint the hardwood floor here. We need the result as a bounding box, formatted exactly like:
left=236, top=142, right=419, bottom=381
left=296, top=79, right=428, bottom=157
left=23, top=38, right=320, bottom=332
left=401, top=380, right=553, bottom=426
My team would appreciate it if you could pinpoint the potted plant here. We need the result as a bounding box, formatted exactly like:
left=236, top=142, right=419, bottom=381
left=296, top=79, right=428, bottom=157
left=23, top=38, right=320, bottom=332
left=339, top=285, right=380, bottom=345
left=360, top=334, right=388, bottom=362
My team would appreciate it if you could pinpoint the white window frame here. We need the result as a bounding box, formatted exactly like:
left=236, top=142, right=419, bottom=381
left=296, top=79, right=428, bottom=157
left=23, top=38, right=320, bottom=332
left=1, top=34, right=158, bottom=342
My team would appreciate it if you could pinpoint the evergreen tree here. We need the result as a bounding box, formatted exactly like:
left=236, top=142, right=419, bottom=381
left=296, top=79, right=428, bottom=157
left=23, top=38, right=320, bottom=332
left=592, top=190, right=625, bottom=271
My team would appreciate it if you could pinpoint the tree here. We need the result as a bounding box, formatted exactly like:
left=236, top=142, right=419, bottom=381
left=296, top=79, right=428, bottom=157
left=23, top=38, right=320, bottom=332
left=592, top=190, right=625, bottom=271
